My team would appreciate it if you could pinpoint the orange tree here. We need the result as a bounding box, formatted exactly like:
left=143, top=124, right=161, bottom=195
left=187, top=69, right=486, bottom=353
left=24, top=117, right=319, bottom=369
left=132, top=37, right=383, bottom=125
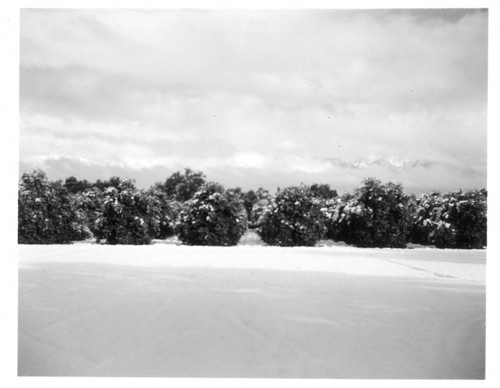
left=257, top=186, right=327, bottom=247
left=176, top=182, right=247, bottom=246
left=18, top=169, right=77, bottom=244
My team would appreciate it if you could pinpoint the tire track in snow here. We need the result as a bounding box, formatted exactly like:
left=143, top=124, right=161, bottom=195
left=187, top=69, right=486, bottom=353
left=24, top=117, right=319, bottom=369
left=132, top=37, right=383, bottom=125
left=379, top=258, right=457, bottom=280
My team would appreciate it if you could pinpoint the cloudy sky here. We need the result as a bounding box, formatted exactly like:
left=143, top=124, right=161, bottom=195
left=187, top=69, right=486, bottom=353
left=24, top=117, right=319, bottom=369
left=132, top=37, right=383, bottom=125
left=19, top=8, right=488, bottom=194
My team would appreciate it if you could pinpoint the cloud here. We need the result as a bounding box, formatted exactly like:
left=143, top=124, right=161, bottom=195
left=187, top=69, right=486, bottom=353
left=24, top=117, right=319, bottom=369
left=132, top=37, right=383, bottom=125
left=19, top=9, right=488, bottom=193
left=20, top=152, right=486, bottom=196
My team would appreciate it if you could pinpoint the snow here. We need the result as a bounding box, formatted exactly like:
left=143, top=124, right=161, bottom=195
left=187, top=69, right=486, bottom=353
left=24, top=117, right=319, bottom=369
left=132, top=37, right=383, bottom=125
left=18, top=237, right=485, bottom=378
left=19, top=241, right=485, bottom=283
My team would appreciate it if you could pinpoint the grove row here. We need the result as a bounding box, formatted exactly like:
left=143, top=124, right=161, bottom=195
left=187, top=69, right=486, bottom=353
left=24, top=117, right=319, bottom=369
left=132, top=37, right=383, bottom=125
left=18, top=168, right=487, bottom=249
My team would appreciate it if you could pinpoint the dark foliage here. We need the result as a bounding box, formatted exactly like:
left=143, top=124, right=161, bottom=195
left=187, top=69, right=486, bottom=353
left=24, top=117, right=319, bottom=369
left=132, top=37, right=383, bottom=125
left=310, top=183, right=338, bottom=200
left=176, top=183, right=247, bottom=246
left=94, top=177, right=124, bottom=191
left=243, top=188, right=271, bottom=228
left=257, top=186, right=327, bottom=246
left=410, top=189, right=487, bottom=249
left=333, top=179, right=412, bottom=248
left=161, top=168, right=206, bottom=202
left=18, top=168, right=487, bottom=249
left=243, top=190, right=258, bottom=220
left=69, top=188, right=105, bottom=239
left=146, top=187, right=182, bottom=239
left=63, top=176, right=93, bottom=194
left=451, top=190, right=487, bottom=248
left=94, top=179, right=158, bottom=245
left=18, top=170, right=78, bottom=244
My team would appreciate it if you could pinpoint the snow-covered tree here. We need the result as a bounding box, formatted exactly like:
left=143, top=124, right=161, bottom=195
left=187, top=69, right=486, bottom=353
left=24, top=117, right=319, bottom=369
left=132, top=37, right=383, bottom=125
left=257, top=186, right=327, bottom=246
left=94, top=179, right=158, bottom=244
left=176, top=182, right=247, bottom=246
left=18, top=169, right=77, bottom=244
left=331, top=179, right=412, bottom=248
left=410, top=189, right=487, bottom=248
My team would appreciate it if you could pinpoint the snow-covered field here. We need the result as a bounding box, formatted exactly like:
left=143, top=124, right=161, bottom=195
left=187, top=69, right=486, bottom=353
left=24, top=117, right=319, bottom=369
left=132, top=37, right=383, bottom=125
left=18, top=234, right=486, bottom=378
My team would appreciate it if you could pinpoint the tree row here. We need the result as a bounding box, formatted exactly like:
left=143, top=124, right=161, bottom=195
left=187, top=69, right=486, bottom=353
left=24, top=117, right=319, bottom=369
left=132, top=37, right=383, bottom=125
left=18, top=168, right=487, bottom=249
